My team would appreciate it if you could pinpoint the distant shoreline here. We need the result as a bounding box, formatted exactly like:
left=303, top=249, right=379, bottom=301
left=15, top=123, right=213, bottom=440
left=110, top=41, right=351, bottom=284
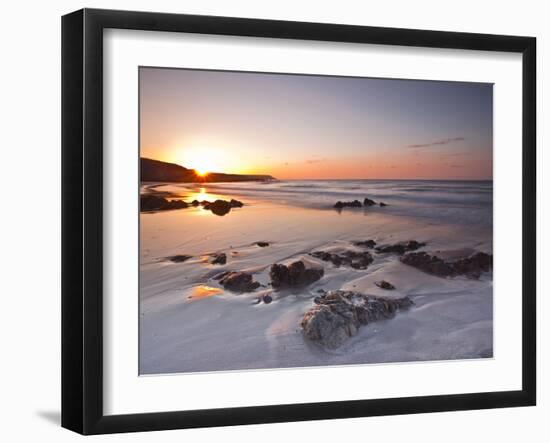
left=141, top=157, right=275, bottom=183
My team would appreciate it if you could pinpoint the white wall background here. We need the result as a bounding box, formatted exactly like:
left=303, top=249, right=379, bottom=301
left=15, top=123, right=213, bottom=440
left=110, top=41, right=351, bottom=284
left=0, top=1, right=545, bottom=441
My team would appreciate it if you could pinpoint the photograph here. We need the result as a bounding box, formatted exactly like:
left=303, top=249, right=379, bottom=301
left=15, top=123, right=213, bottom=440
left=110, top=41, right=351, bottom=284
left=138, top=67, right=494, bottom=375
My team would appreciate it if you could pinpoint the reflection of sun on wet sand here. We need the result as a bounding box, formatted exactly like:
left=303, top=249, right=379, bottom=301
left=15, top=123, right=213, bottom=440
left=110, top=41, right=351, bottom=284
left=139, top=179, right=493, bottom=375
left=188, top=285, right=223, bottom=300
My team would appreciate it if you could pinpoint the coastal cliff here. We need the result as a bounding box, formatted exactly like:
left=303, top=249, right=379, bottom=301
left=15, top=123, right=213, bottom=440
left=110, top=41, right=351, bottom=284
left=141, top=157, right=275, bottom=183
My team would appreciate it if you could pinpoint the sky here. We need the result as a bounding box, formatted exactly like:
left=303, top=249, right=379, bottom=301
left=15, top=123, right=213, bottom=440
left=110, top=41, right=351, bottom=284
left=140, top=67, right=493, bottom=180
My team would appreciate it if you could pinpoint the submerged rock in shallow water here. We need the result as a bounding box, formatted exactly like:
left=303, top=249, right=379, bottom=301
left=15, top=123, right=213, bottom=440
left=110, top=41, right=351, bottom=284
left=270, top=261, right=324, bottom=289
left=363, top=197, right=377, bottom=206
left=311, top=249, right=374, bottom=270
left=400, top=251, right=492, bottom=279
left=301, top=290, right=413, bottom=349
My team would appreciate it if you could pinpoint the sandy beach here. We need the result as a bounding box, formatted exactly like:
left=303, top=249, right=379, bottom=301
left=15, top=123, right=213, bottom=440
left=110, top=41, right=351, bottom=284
left=139, top=180, right=493, bottom=375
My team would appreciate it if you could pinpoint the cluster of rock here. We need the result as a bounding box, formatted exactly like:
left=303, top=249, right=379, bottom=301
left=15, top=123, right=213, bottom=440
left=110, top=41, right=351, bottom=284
left=334, top=200, right=362, bottom=209
left=333, top=197, right=387, bottom=209
left=310, top=250, right=374, bottom=270
left=199, top=199, right=243, bottom=216
left=141, top=195, right=189, bottom=212
left=400, top=251, right=493, bottom=279
left=140, top=194, right=244, bottom=216
left=211, top=260, right=324, bottom=293
left=353, top=239, right=377, bottom=248
left=270, top=261, right=324, bottom=289
left=375, top=240, right=425, bottom=255
left=214, top=271, right=261, bottom=292
left=301, top=290, right=413, bottom=348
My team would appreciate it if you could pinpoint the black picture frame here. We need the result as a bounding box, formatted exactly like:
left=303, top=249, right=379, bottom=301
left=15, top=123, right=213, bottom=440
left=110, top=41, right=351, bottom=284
left=62, top=8, right=536, bottom=435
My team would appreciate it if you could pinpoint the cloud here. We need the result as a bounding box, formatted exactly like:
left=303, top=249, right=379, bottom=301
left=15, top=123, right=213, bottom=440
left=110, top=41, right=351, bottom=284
left=407, top=137, right=465, bottom=148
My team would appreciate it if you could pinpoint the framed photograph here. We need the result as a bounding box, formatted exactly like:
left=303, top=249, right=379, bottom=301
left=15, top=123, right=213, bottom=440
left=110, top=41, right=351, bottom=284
left=62, top=8, right=536, bottom=435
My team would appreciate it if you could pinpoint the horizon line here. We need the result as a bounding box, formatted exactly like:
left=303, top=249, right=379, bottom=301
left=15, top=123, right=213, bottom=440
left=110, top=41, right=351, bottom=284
left=140, top=157, right=492, bottom=182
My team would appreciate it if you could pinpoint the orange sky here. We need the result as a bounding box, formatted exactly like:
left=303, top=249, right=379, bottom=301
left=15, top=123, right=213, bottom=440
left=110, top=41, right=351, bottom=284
left=140, top=68, right=493, bottom=180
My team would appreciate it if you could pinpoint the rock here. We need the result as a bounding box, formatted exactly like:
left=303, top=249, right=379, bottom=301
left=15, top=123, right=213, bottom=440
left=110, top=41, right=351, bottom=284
left=375, top=240, right=425, bottom=255
left=375, top=280, right=395, bottom=290
left=400, top=251, right=492, bottom=279
left=167, top=254, right=192, bottom=263
left=218, top=271, right=260, bottom=292
left=191, top=200, right=200, bottom=206
left=452, top=252, right=493, bottom=279
left=270, top=260, right=324, bottom=289
left=140, top=195, right=189, bottom=212
left=140, top=194, right=168, bottom=211
left=230, top=199, right=244, bottom=208
left=211, top=253, right=227, bottom=265
left=311, top=250, right=374, bottom=270
left=353, top=239, right=376, bottom=248
left=301, top=290, right=413, bottom=349
left=256, top=241, right=270, bottom=247
left=201, top=199, right=245, bottom=216
left=262, top=294, right=273, bottom=304
left=379, top=202, right=387, bottom=207
left=334, top=200, right=362, bottom=209
left=203, top=199, right=232, bottom=216
left=363, top=197, right=377, bottom=206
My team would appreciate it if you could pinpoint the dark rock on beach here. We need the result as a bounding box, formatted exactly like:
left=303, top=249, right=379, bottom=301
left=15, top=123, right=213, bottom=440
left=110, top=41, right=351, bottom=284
left=140, top=194, right=189, bottom=212
left=311, top=250, right=374, bottom=270
left=301, top=290, right=413, bottom=349
left=167, top=254, right=192, bottom=263
left=216, top=271, right=260, bottom=292
left=262, top=294, right=273, bottom=304
left=203, top=199, right=244, bottom=216
left=379, top=202, right=387, bottom=207
left=270, top=261, right=324, bottom=289
left=203, top=200, right=231, bottom=216
left=400, top=251, right=492, bottom=279
left=256, top=241, right=270, bottom=247
left=375, top=280, right=395, bottom=290
left=353, top=239, right=377, bottom=248
left=452, top=252, right=493, bottom=278
left=334, top=200, right=362, bottom=209
left=211, top=253, right=227, bottom=265
left=375, top=240, right=425, bottom=255
left=363, top=197, right=377, bottom=206
left=230, top=199, right=244, bottom=208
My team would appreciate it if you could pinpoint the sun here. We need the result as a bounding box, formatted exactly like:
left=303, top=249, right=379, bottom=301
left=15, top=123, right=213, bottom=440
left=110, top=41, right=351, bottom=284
left=182, top=148, right=222, bottom=176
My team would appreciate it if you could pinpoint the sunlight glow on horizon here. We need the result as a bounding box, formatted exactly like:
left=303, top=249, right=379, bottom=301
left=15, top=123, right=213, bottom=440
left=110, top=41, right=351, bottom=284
left=140, top=68, right=493, bottom=181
